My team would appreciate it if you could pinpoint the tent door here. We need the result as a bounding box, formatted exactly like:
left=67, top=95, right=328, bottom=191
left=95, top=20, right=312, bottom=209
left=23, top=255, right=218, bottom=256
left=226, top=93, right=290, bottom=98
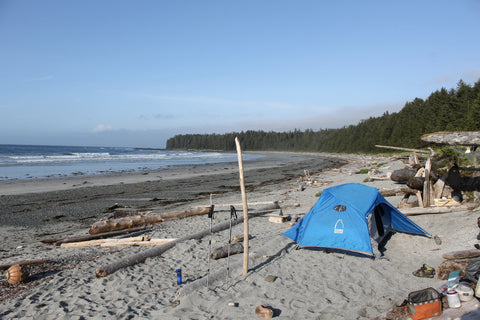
left=374, top=206, right=385, bottom=237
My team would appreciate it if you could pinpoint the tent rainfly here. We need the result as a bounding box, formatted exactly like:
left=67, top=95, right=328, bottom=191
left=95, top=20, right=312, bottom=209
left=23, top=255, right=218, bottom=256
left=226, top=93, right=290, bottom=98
left=283, top=183, right=430, bottom=257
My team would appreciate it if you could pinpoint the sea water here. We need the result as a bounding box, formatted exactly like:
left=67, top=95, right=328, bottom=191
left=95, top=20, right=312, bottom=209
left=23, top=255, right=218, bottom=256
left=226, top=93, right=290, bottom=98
left=0, top=144, right=258, bottom=181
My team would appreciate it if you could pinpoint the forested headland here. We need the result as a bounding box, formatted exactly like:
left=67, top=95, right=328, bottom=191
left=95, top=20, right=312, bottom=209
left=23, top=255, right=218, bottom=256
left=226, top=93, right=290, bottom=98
left=166, top=79, right=480, bottom=153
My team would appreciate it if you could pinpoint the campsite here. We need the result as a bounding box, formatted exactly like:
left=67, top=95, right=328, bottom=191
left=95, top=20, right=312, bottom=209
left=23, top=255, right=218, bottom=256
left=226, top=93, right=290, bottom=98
left=1, top=145, right=480, bottom=319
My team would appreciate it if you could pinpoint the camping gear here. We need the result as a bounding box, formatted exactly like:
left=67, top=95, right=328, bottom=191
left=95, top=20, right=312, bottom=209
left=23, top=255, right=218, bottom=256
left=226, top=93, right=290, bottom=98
left=283, top=183, right=429, bottom=257
left=456, top=283, right=474, bottom=301
left=226, top=205, right=238, bottom=284
left=206, top=204, right=215, bottom=288
left=406, top=287, right=443, bottom=319
left=447, top=270, right=461, bottom=290
left=175, top=268, right=182, bottom=285
left=446, top=290, right=461, bottom=308
left=465, top=257, right=480, bottom=282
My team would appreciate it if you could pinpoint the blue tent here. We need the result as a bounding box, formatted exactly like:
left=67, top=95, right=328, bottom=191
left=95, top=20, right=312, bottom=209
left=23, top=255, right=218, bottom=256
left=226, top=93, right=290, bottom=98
left=283, top=183, right=429, bottom=257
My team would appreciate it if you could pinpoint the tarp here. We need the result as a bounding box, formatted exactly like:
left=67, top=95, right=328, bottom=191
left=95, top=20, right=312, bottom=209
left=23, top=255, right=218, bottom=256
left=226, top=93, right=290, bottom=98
left=283, top=183, right=429, bottom=256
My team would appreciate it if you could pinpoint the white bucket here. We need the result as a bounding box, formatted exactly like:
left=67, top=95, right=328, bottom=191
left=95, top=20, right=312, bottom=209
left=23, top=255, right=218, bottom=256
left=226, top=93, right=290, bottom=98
left=447, top=290, right=461, bottom=308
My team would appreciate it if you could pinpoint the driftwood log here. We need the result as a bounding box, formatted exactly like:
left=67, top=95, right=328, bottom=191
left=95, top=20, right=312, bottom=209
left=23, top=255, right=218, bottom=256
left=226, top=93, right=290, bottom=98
left=379, top=187, right=417, bottom=197
left=40, top=227, right=151, bottom=245
left=89, top=207, right=210, bottom=234
left=421, top=131, right=480, bottom=146
left=0, top=258, right=50, bottom=271
left=442, top=249, right=480, bottom=260
left=390, top=169, right=416, bottom=183
left=95, top=206, right=278, bottom=278
left=400, top=203, right=478, bottom=215
left=375, top=145, right=431, bottom=154
left=210, top=242, right=244, bottom=260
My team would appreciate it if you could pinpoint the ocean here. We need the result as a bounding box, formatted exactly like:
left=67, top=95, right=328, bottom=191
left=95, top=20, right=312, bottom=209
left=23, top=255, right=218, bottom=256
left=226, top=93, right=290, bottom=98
left=0, top=144, right=259, bottom=181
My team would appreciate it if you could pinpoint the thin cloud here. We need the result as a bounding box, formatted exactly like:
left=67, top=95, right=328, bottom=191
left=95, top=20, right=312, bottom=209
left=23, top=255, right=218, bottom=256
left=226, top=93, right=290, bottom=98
left=28, top=75, right=54, bottom=81
left=138, top=113, right=176, bottom=120
left=144, top=94, right=304, bottom=111
left=92, top=124, right=113, bottom=133
left=423, top=70, right=480, bottom=87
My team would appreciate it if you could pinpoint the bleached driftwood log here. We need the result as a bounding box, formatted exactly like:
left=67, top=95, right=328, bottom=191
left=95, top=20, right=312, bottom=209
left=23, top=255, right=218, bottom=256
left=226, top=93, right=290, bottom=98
left=59, top=236, right=175, bottom=248
left=40, top=226, right=151, bottom=245
left=375, top=145, right=431, bottom=154
left=379, top=187, right=417, bottom=197
left=211, top=242, right=244, bottom=260
left=421, top=131, right=480, bottom=146
left=442, top=249, right=480, bottom=260
left=400, top=203, right=478, bottom=216
left=89, top=207, right=210, bottom=234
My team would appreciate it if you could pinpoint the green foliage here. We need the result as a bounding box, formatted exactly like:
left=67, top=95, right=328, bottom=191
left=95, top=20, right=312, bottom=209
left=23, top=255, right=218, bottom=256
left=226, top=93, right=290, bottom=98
left=359, top=169, right=369, bottom=174
left=439, top=147, right=460, bottom=158
left=166, top=78, right=480, bottom=153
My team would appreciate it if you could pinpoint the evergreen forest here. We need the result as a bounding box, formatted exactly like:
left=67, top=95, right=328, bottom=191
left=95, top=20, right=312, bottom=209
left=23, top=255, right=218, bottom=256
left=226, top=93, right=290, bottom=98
left=166, top=79, right=480, bottom=153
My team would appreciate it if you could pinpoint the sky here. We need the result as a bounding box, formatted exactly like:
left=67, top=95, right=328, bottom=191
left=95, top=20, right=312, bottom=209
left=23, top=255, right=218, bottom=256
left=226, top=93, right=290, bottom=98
left=1, top=0, right=479, bottom=148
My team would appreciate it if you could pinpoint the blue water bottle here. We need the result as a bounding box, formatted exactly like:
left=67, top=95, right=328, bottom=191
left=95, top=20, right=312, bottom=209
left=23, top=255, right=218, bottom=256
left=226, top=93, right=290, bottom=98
left=175, top=268, right=182, bottom=285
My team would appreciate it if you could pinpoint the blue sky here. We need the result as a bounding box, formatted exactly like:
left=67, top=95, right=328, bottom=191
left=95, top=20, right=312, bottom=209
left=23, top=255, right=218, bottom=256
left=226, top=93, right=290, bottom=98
left=1, top=0, right=479, bottom=148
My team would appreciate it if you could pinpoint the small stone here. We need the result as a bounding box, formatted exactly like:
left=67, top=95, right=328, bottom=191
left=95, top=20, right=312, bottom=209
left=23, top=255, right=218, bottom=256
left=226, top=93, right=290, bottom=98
left=434, top=235, right=442, bottom=245
left=264, top=275, right=277, bottom=282
left=255, top=305, right=274, bottom=319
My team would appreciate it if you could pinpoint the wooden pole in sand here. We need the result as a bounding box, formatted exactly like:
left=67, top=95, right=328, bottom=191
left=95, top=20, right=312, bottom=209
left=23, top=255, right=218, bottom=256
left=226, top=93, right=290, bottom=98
left=235, top=137, right=249, bottom=275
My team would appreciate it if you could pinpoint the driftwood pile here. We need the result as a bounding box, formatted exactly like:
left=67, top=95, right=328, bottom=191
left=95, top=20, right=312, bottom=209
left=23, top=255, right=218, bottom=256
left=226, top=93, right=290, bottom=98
left=377, top=138, right=480, bottom=211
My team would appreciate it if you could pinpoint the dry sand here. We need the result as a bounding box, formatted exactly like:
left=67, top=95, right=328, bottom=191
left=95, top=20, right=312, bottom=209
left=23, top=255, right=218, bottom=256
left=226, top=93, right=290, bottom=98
left=1, top=152, right=480, bottom=319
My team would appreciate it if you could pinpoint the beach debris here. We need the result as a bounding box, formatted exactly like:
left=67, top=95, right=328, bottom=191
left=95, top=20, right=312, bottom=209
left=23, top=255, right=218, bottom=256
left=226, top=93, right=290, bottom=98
left=211, top=242, right=244, bottom=260
left=40, top=226, right=150, bottom=246
left=104, top=203, right=122, bottom=212
left=0, top=258, right=50, bottom=271
left=89, top=206, right=210, bottom=234
left=390, top=169, right=417, bottom=183
left=400, top=203, right=478, bottom=216
left=228, top=302, right=239, bottom=307
left=434, top=235, right=442, bottom=245
left=255, top=305, right=274, bottom=319
left=264, top=275, right=277, bottom=282
left=5, top=264, right=29, bottom=285
left=268, top=214, right=288, bottom=224
left=232, top=234, right=253, bottom=243
left=442, top=249, right=480, bottom=260
left=60, top=237, right=176, bottom=248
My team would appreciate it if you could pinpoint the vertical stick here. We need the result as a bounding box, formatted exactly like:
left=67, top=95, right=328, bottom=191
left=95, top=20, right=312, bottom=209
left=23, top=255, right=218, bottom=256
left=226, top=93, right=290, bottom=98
left=235, top=137, right=249, bottom=275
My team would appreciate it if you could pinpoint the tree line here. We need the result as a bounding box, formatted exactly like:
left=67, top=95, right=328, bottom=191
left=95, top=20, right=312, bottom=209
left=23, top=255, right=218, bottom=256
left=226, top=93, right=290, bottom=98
left=166, top=79, right=480, bottom=153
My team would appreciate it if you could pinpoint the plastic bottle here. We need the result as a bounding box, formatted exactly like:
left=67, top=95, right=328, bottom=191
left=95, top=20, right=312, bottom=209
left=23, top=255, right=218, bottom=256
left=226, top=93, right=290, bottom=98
left=175, top=268, right=182, bottom=285
left=447, top=290, right=461, bottom=308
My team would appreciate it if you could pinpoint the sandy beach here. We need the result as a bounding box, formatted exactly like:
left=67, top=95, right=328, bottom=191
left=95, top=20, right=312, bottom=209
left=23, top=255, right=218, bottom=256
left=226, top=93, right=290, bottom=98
left=1, top=151, right=480, bottom=320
